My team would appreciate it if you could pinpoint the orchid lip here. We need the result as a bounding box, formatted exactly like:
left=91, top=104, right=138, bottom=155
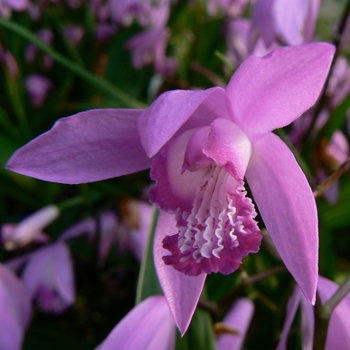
left=162, top=165, right=261, bottom=276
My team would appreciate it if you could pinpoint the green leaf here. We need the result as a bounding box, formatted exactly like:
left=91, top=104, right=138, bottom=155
left=135, top=208, right=163, bottom=303
left=0, top=17, right=146, bottom=109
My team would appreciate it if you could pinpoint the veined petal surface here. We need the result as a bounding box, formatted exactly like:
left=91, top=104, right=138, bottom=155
left=153, top=211, right=206, bottom=334
left=95, top=295, right=175, bottom=350
left=7, top=109, right=151, bottom=184
left=138, top=87, right=226, bottom=157
left=246, top=133, right=318, bottom=303
left=226, top=43, right=335, bottom=139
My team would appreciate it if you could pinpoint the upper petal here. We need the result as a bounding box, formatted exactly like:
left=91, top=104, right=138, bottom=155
left=7, top=109, right=151, bottom=184
left=226, top=43, right=335, bottom=139
left=95, top=295, right=175, bottom=350
left=246, top=133, right=318, bottom=303
left=138, top=87, right=226, bottom=157
left=154, top=211, right=206, bottom=335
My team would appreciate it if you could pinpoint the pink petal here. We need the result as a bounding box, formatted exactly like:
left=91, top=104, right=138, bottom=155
left=0, top=264, right=32, bottom=350
left=217, top=298, right=254, bottom=350
left=138, top=87, right=226, bottom=157
left=318, top=277, right=350, bottom=350
left=51, top=244, right=75, bottom=306
left=203, top=118, right=252, bottom=180
left=4, top=0, right=28, bottom=11
left=3, top=205, right=59, bottom=250
left=252, top=0, right=276, bottom=47
left=57, top=219, right=96, bottom=241
left=226, top=43, right=335, bottom=139
left=273, top=0, right=310, bottom=45
left=276, top=286, right=302, bottom=350
left=96, top=295, right=175, bottom=350
left=246, top=133, right=318, bottom=303
left=150, top=129, right=214, bottom=213
left=7, top=109, right=151, bottom=184
left=154, top=211, right=206, bottom=334
left=22, top=243, right=75, bottom=312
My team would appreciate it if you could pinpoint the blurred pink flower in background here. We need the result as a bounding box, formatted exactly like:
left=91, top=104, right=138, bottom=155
left=277, top=276, right=350, bottom=350
left=25, top=29, right=54, bottom=70
left=25, top=74, right=54, bottom=107
left=7, top=243, right=76, bottom=314
left=21, top=243, right=75, bottom=313
left=1, top=205, right=59, bottom=250
left=0, top=264, right=32, bottom=350
left=96, top=295, right=254, bottom=350
left=0, top=43, right=19, bottom=78
left=58, top=200, right=153, bottom=264
left=207, top=0, right=249, bottom=17
left=0, top=0, right=28, bottom=18
left=252, top=0, right=320, bottom=46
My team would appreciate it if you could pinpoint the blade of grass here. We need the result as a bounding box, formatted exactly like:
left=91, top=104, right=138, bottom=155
left=0, top=18, right=147, bottom=109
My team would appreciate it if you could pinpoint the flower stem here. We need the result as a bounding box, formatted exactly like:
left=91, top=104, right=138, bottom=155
left=218, top=265, right=286, bottom=309
left=313, top=293, right=330, bottom=350
left=323, top=274, right=350, bottom=317
left=0, top=18, right=147, bottom=109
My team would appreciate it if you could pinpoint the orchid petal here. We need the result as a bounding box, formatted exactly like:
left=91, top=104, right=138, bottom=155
left=276, top=286, right=302, bottom=350
left=226, top=43, right=335, bottom=139
left=273, top=0, right=309, bottom=45
left=138, top=87, right=226, bottom=157
left=7, top=109, right=151, bottom=184
left=96, top=295, right=175, bottom=350
left=246, top=133, right=318, bottom=303
left=150, top=129, right=214, bottom=213
left=217, top=298, right=254, bottom=350
left=0, top=264, right=32, bottom=350
left=4, top=205, right=59, bottom=250
left=252, top=0, right=276, bottom=47
left=318, top=277, right=350, bottom=349
left=51, top=244, right=75, bottom=306
left=22, top=243, right=75, bottom=312
left=154, top=211, right=206, bottom=334
left=203, top=118, right=252, bottom=180
left=57, top=219, right=96, bottom=242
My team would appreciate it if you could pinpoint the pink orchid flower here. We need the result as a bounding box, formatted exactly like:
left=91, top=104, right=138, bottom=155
left=252, top=0, right=320, bottom=46
left=57, top=201, right=153, bottom=264
left=277, top=276, right=350, bottom=350
left=0, top=0, right=28, bottom=18
left=96, top=295, right=253, bottom=350
left=0, top=263, right=32, bottom=350
left=25, top=74, right=54, bottom=108
left=7, top=43, right=334, bottom=332
left=20, top=243, right=75, bottom=313
left=207, top=0, right=249, bottom=17
left=1, top=205, right=59, bottom=250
